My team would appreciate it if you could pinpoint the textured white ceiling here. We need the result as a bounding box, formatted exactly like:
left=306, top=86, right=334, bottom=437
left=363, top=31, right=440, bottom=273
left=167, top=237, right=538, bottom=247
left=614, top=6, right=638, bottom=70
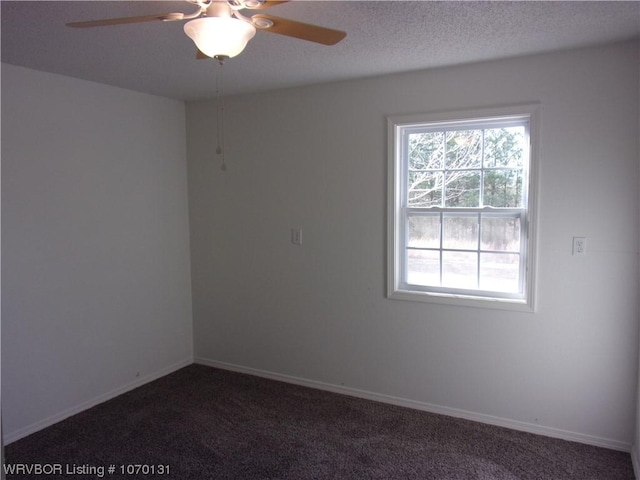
left=2, top=1, right=639, bottom=100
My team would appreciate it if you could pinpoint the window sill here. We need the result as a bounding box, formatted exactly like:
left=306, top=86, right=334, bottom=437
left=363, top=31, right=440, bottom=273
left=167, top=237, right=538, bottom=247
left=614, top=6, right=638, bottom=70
left=387, top=288, right=536, bottom=313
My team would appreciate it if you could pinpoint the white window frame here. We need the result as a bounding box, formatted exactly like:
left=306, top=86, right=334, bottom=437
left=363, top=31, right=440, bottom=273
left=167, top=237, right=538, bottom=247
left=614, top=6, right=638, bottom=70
left=387, top=105, right=539, bottom=312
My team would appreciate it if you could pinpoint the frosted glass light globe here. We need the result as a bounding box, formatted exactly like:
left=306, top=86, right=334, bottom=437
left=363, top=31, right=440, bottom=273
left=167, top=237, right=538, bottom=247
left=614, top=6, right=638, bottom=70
left=184, top=17, right=256, bottom=59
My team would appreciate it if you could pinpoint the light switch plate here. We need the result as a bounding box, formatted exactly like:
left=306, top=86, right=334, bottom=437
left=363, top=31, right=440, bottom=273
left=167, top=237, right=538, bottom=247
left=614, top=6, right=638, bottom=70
left=291, top=228, right=302, bottom=245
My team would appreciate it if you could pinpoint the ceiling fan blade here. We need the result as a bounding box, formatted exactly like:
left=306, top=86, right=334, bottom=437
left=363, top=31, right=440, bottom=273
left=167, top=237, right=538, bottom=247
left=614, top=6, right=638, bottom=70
left=252, top=14, right=346, bottom=45
left=66, top=13, right=183, bottom=28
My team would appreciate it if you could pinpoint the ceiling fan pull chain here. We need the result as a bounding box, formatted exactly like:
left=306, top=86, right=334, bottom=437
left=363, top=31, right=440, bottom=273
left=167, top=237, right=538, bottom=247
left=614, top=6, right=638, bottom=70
left=215, top=59, right=227, bottom=172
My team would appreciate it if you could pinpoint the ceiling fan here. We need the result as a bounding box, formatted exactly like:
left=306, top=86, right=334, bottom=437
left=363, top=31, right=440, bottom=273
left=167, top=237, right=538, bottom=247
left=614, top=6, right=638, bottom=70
left=67, top=0, right=347, bottom=61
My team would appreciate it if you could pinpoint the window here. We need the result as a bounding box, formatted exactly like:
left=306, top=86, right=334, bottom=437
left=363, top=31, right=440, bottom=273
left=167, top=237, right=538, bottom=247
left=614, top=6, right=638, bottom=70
left=387, top=105, right=538, bottom=311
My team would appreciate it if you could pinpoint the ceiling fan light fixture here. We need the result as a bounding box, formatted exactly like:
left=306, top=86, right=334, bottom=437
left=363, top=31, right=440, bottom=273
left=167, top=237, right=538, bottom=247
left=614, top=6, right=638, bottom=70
left=184, top=17, right=256, bottom=59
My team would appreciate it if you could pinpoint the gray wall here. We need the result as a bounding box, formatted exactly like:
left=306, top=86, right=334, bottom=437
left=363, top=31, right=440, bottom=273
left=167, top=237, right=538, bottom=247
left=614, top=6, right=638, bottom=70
left=2, top=40, right=638, bottom=455
left=187, top=41, right=639, bottom=450
left=2, top=64, right=194, bottom=442
left=635, top=58, right=640, bottom=475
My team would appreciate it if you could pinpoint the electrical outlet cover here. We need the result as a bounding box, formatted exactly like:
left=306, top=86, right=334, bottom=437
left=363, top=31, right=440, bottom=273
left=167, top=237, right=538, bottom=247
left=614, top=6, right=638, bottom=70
left=572, top=237, right=586, bottom=256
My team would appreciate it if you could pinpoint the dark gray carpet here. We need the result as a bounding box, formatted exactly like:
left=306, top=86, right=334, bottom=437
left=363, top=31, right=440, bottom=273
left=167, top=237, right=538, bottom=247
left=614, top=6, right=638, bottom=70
left=5, top=364, right=635, bottom=479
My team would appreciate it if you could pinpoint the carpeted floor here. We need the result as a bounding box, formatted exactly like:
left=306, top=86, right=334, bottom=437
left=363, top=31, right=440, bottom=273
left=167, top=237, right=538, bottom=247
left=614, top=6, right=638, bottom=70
left=5, top=364, right=635, bottom=479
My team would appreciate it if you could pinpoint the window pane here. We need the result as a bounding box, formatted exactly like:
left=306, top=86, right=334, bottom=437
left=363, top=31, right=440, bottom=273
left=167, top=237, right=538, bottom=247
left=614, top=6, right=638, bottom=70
left=442, top=251, right=477, bottom=289
left=444, top=171, right=480, bottom=207
left=408, top=171, right=443, bottom=206
left=407, top=250, right=440, bottom=286
left=409, top=132, right=444, bottom=170
left=408, top=215, right=440, bottom=248
left=390, top=109, right=534, bottom=305
left=480, top=253, right=520, bottom=292
left=481, top=216, right=520, bottom=251
left=446, top=130, right=482, bottom=169
left=483, top=169, right=524, bottom=207
left=443, top=215, right=478, bottom=250
left=484, top=127, right=525, bottom=168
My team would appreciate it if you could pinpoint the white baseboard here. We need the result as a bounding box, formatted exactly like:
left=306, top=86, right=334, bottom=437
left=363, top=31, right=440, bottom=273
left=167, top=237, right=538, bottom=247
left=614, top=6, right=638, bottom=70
left=195, top=357, right=632, bottom=453
left=4, top=357, right=193, bottom=445
left=632, top=444, right=639, bottom=480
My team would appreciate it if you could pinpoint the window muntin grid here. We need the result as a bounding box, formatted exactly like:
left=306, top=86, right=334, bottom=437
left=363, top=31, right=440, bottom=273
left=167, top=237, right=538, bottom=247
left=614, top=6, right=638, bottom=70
left=399, top=118, right=530, bottom=300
